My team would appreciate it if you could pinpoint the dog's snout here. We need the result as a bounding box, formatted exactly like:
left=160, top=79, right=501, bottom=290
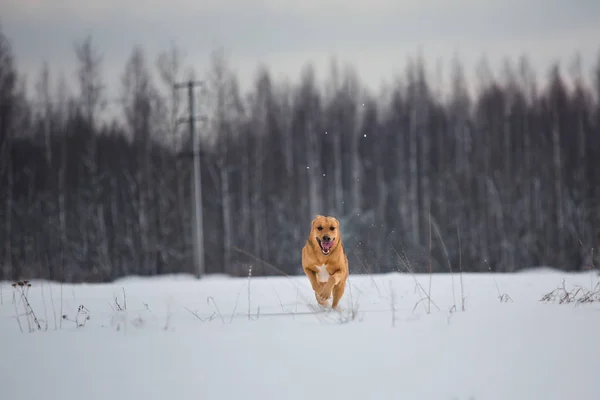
left=323, top=235, right=331, bottom=242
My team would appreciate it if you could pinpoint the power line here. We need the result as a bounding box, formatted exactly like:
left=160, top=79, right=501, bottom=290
left=174, top=80, right=205, bottom=279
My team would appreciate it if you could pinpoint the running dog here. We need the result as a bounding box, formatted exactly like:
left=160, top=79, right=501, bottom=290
left=302, top=215, right=349, bottom=309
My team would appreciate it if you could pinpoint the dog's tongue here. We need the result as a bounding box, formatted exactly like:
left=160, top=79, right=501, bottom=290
left=322, top=240, right=334, bottom=251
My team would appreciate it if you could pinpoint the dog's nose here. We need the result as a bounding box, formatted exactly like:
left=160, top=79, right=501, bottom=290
left=323, top=235, right=331, bottom=242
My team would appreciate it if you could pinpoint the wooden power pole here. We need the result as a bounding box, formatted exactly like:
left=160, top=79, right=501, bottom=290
left=174, top=80, right=205, bottom=279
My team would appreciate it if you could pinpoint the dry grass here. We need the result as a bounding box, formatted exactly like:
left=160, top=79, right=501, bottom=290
left=11, top=280, right=42, bottom=333
left=185, top=306, right=217, bottom=322
left=108, top=287, right=129, bottom=331
left=61, top=304, right=91, bottom=328
left=540, top=278, right=600, bottom=305
left=389, top=280, right=396, bottom=327
left=206, top=296, right=227, bottom=323
left=457, top=223, right=465, bottom=311
left=392, top=245, right=440, bottom=315
left=430, top=214, right=457, bottom=313
left=484, top=260, right=513, bottom=303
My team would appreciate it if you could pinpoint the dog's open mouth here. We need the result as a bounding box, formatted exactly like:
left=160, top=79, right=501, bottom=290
left=317, top=238, right=334, bottom=255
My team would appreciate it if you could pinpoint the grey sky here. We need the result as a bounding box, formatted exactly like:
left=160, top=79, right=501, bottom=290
left=3, top=0, right=600, bottom=101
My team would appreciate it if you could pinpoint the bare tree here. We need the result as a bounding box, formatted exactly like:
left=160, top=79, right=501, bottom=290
left=205, top=48, right=244, bottom=274
left=3, top=31, right=600, bottom=281
left=34, top=62, right=54, bottom=164
left=121, top=45, right=157, bottom=274
left=295, top=65, right=323, bottom=219
left=75, top=36, right=105, bottom=126
left=548, top=66, right=567, bottom=265
left=341, top=64, right=362, bottom=217
left=324, top=60, right=345, bottom=215
left=0, top=26, right=17, bottom=279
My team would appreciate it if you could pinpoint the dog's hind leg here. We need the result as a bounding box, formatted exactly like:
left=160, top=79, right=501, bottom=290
left=331, top=281, right=346, bottom=309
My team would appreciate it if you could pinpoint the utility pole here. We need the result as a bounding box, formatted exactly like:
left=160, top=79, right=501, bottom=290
left=175, top=80, right=205, bottom=279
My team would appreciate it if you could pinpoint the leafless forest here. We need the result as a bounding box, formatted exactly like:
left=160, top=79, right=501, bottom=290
left=1, top=27, right=599, bottom=282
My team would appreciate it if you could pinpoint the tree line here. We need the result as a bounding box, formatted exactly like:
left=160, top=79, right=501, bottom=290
left=1, top=27, right=599, bottom=282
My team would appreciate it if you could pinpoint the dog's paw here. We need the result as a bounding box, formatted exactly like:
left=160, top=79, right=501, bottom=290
left=317, top=290, right=332, bottom=302
left=315, top=291, right=330, bottom=304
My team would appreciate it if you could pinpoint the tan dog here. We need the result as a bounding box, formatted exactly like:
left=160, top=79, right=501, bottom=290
left=302, top=215, right=349, bottom=309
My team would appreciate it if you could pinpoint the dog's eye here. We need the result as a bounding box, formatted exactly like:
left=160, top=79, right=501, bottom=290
left=329, top=226, right=335, bottom=231
left=317, top=226, right=323, bottom=231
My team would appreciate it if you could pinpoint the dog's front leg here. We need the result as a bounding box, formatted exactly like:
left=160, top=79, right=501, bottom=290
left=303, top=266, right=321, bottom=292
left=304, top=267, right=331, bottom=306
left=318, top=270, right=343, bottom=301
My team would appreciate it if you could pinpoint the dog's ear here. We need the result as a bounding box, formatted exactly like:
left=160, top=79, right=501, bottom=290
left=326, top=216, right=339, bottom=228
left=312, top=215, right=324, bottom=225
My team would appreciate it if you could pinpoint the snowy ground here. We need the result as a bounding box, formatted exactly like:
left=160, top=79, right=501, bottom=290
left=1, top=268, right=599, bottom=400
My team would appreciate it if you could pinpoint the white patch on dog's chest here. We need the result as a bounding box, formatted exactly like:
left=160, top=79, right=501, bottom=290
left=316, top=264, right=330, bottom=283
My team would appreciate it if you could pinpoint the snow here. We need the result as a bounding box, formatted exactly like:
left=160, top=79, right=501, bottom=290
left=2, top=270, right=600, bottom=400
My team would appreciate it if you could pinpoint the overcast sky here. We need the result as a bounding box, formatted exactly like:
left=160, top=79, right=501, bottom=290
left=3, top=0, right=600, bottom=101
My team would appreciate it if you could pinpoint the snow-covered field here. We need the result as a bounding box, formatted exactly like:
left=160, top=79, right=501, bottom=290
left=2, top=268, right=599, bottom=400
